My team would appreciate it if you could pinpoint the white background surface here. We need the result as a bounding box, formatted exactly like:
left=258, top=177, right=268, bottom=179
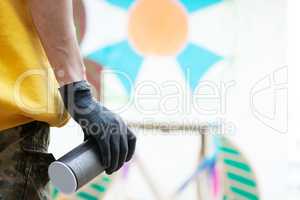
left=288, top=0, right=300, bottom=199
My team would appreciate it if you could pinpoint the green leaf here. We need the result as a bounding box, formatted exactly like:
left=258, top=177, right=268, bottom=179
left=217, top=137, right=260, bottom=200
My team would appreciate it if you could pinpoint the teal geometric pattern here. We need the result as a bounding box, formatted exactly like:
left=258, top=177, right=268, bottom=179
left=88, top=40, right=143, bottom=94
left=177, top=43, right=223, bottom=91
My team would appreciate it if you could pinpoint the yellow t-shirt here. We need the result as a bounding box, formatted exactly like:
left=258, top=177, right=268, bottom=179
left=0, top=0, right=69, bottom=131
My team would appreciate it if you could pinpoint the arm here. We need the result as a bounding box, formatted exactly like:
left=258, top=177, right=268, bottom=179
left=27, top=0, right=136, bottom=174
left=27, top=0, right=85, bottom=86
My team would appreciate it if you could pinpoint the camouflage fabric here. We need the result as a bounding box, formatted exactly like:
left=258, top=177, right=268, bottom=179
left=0, top=121, right=55, bottom=200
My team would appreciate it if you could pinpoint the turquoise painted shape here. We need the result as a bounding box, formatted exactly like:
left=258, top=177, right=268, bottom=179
left=219, top=146, right=240, bottom=155
left=102, top=176, right=111, bottom=183
left=177, top=43, right=222, bottom=91
left=77, top=192, right=98, bottom=200
left=51, top=187, right=59, bottom=199
left=180, top=0, right=223, bottom=13
left=230, top=186, right=258, bottom=200
left=88, top=40, right=143, bottom=94
left=223, top=158, right=252, bottom=172
left=227, top=172, right=257, bottom=187
left=90, top=183, right=106, bottom=192
left=107, top=0, right=134, bottom=9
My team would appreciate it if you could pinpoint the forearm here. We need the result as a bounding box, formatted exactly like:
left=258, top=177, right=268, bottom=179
left=28, top=0, right=86, bottom=86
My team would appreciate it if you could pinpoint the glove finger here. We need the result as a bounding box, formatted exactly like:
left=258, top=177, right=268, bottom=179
left=105, top=135, right=120, bottom=174
left=115, top=135, right=128, bottom=171
left=94, top=135, right=111, bottom=168
left=125, top=128, right=136, bottom=162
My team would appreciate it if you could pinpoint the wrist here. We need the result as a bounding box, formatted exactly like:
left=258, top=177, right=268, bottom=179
left=54, top=66, right=86, bottom=87
left=59, top=80, right=93, bottom=112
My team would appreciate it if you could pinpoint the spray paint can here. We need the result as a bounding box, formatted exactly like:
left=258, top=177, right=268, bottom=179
left=48, top=139, right=105, bottom=194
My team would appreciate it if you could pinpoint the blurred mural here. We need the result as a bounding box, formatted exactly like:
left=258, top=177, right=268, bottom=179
left=50, top=0, right=286, bottom=199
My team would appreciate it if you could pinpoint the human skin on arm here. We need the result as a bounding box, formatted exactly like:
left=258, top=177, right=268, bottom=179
left=27, top=0, right=136, bottom=174
left=27, top=0, right=85, bottom=86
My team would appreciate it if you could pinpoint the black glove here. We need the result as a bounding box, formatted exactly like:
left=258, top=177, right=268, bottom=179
left=59, top=80, right=136, bottom=174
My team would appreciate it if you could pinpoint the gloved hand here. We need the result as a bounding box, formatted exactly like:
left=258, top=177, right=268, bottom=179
left=59, top=80, right=136, bottom=174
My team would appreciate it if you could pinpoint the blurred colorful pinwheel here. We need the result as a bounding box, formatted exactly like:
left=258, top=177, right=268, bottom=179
left=80, top=0, right=236, bottom=95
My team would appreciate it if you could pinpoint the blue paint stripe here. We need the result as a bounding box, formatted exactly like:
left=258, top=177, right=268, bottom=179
left=107, top=0, right=134, bottom=9
left=180, top=0, right=223, bottom=13
left=88, top=40, right=143, bottom=94
left=176, top=157, right=215, bottom=193
left=177, top=43, right=223, bottom=91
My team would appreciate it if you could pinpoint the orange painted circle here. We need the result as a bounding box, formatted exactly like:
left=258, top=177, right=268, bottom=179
left=128, top=0, right=188, bottom=56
